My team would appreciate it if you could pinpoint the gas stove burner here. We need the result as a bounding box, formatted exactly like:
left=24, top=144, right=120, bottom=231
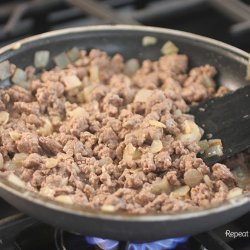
left=85, top=237, right=119, bottom=250
left=86, top=236, right=189, bottom=250
left=55, top=229, right=189, bottom=250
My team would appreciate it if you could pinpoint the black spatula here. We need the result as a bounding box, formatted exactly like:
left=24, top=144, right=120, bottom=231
left=190, top=85, right=250, bottom=165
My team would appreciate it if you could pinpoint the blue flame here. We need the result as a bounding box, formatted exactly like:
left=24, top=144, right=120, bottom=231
left=85, top=236, right=189, bottom=250
left=85, top=236, right=119, bottom=250
left=127, top=237, right=189, bottom=250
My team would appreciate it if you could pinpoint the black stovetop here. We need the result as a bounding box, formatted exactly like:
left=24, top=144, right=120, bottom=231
left=0, top=0, right=250, bottom=51
left=0, top=1, right=250, bottom=250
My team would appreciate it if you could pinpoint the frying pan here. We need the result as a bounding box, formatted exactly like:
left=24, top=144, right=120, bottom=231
left=0, top=25, right=249, bottom=241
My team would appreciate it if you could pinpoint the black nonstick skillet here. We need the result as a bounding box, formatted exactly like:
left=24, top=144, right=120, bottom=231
left=0, top=25, right=249, bottom=241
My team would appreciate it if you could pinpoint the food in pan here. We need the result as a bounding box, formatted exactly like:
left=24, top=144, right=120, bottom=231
left=0, top=42, right=249, bottom=214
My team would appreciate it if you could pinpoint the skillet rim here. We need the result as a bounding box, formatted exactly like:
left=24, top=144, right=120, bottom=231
left=0, top=24, right=249, bottom=222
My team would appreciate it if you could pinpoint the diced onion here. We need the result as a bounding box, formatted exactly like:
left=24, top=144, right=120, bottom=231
left=123, top=143, right=141, bottom=161
left=150, top=140, right=163, bottom=153
left=55, top=195, right=73, bottom=204
left=62, top=75, right=82, bottom=90
left=7, top=173, right=25, bottom=188
left=203, top=175, right=213, bottom=188
left=83, top=85, right=95, bottom=102
left=124, top=58, right=140, bottom=76
left=170, top=185, right=190, bottom=198
left=4, top=161, right=16, bottom=170
left=161, top=41, right=179, bottom=55
left=142, top=36, right=158, bottom=47
left=0, top=153, right=3, bottom=169
left=37, top=118, right=53, bottom=136
left=67, top=47, right=80, bottom=62
left=16, top=81, right=31, bottom=90
left=45, top=158, right=58, bottom=169
left=151, top=178, right=171, bottom=194
left=198, top=140, right=209, bottom=153
left=174, top=109, right=182, bottom=116
left=205, top=144, right=223, bottom=157
left=0, top=111, right=9, bottom=126
left=208, top=139, right=222, bottom=147
left=40, top=186, right=54, bottom=197
left=54, top=52, right=71, bottom=69
left=199, top=138, right=223, bottom=157
left=177, top=120, right=202, bottom=144
left=11, top=68, right=27, bottom=85
left=227, top=187, right=243, bottom=199
left=148, top=120, right=166, bottom=128
left=205, top=139, right=223, bottom=157
left=183, top=120, right=193, bottom=133
left=101, top=204, right=116, bottom=212
left=0, top=60, right=11, bottom=81
left=34, top=50, right=50, bottom=69
left=68, top=107, right=89, bottom=118
left=12, top=153, right=28, bottom=167
left=89, top=65, right=99, bottom=83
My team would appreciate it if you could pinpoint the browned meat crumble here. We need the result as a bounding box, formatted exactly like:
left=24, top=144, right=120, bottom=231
left=0, top=48, right=248, bottom=214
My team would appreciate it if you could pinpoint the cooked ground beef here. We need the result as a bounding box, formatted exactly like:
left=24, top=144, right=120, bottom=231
left=0, top=48, right=248, bottom=214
